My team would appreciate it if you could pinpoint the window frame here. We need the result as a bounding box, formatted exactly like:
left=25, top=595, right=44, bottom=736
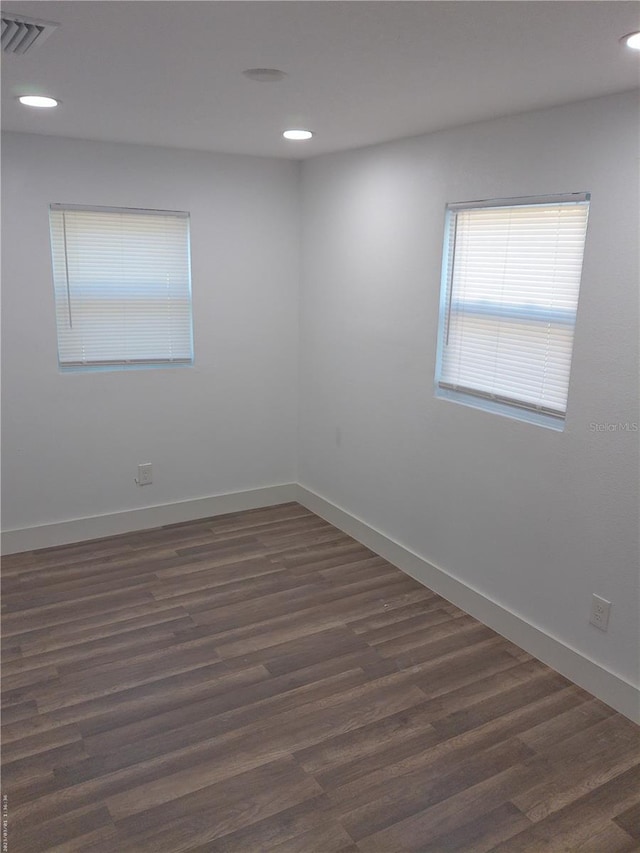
left=434, top=192, right=590, bottom=430
left=49, top=203, right=194, bottom=372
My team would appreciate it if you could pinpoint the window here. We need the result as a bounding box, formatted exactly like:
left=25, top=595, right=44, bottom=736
left=435, top=193, right=590, bottom=429
left=49, top=204, right=193, bottom=370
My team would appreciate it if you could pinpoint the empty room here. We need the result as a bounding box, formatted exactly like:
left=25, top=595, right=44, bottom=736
left=1, top=2, right=639, bottom=851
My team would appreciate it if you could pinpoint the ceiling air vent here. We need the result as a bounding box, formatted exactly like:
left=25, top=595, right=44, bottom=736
left=1, top=13, right=59, bottom=55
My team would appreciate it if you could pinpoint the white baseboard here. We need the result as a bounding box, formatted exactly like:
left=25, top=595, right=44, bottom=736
left=1, top=484, right=297, bottom=555
left=296, top=484, right=640, bottom=725
left=3, top=480, right=637, bottom=723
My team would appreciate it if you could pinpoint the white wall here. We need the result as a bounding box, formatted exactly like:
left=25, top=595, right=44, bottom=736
left=299, top=92, right=640, bottom=691
left=2, top=94, right=638, bottom=713
left=1, top=133, right=299, bottom=532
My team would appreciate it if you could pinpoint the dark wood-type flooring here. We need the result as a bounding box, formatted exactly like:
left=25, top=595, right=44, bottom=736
left=2, top=502, right=639, bottom=852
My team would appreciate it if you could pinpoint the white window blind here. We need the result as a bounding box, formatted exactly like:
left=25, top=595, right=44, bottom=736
left=49, top=204, right=193, bottom=369
left=436, top=193, right=590, bottom=426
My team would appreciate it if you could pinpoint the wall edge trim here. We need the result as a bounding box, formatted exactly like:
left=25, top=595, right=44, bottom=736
left=3, top=481, right=636, bottom=723
left=296, top=484, right=640, bottom=724
left=1, top=484, right=297, bottom=554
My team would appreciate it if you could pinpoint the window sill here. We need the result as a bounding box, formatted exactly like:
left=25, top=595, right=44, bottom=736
left=435, top=385, right=565, bottom=431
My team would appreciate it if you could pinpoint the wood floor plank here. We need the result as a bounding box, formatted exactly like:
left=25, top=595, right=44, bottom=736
left=326, top=682, right=588, bottom=823
left=111, top=756, right=323, bottom=848
left=614, top=800, right=640, bottom=840
left=4, top=598, right=195, bottom=648
left=1, top=722, right=83, bottom=764
left=517, top=695, right=617, bottom=751
left=1, top=587, right=156, bottom=634
left=354, top=764, right=547, bottom=852
left=294, top=701, right=439, bottom=777
left=492, top=763, right=640, bottom=851
left=573, top=821, right=640, bottom=853
left=3, top=616, right=195, bottom=678
left=44, top=824, right=121, bottom=853
left=185, top=794, right=336, bottom=853
left=511, top=714, right=640, bottom=822
left=104, top=675, right=427, bottom=822
left=2, top=502, right=638, bottom=852
left=339, top=736, right=535, bottom=841
left=265, top=821, right=355, bottom=852
left=1, top=700, right=39, bottom=725
left=303, top=662, right=554, bottom=793
left=6, top=804, right=114, bottom=853
left=2, top=740, right=90, bottom=788
left=13, top=605, right=194, bottom=657
left=417, top=801, right=533, bottom=852
left=1, top=664, right=60, bottom=692
left=81, top=668, right=369, bottom=762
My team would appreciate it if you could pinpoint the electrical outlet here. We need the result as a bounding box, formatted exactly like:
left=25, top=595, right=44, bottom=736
left=136, top=463, right=153, bottom=486
left=589, top=594, right=611, bottom=631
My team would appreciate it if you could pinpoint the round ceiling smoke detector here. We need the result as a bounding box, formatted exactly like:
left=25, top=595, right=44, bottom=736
left=242, top=68, right=287, bottom=82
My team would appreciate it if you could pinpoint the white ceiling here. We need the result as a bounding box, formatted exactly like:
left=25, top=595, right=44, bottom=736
left=2, top=1, right=639, bottom=159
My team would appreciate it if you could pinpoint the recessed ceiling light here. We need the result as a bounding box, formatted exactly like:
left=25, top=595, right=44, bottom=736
left=18, top=95, right=59, bottom=108
left=621, top=31, right=640, bottom=49
left=283, top=129, right=313, bottom=141
left=243, top=68, right=287, bottom=83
